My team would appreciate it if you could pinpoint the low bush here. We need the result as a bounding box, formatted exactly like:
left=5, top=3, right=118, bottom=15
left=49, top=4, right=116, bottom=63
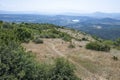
left=86, top=42, right=110, bottom=52
left=68, top=44, right=75, bottom=48
left=103, top=40, right=114, bottom=46
left=114, top=38, right=120, bottom=46
left=50, top=58, right=80, bottom=80
left=39, top=30, right=72, bottom=42
left=33, top=38, right=43, bottom=44
left=82, top=37, right=88, bottom=41
left=112, top=56, right=118, bottom=61
left=14, top=28, right=32, bottom=43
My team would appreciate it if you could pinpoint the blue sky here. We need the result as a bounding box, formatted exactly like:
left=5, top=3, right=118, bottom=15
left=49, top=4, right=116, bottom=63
left=0, top=0, right=120, bottom=13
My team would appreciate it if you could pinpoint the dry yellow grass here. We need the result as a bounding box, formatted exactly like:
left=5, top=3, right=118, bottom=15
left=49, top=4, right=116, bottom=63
left=22, top=38, right=120, bottom=80
left=22, top=29, right=120, bottom=80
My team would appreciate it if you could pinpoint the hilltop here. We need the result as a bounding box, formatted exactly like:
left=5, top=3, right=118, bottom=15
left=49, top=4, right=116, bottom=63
left=0, top=21, right=120, bottom=80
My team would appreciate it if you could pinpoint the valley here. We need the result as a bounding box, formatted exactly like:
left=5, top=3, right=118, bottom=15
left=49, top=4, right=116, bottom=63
left=0, top=14, right=120, bottom=40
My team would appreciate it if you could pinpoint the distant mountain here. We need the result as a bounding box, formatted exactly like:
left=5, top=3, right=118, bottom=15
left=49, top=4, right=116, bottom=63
left=52, top=12, right=120, bottom=19
left=63, top=12, right=120, bottom=19
left=89, top=12, right=120, bottom=19
left=0, top=10, right=120, bottom=19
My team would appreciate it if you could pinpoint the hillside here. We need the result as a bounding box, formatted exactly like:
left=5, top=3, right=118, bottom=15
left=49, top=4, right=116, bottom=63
left=22, top=28, right=120, bottom=80
left=1, top=14, right=120, bottom=40
left=0, top=21, right=120, bottom=80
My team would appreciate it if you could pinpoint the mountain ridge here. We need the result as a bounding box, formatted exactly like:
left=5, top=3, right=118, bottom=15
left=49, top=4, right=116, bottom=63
left=0, top=10, right=120, bottom=19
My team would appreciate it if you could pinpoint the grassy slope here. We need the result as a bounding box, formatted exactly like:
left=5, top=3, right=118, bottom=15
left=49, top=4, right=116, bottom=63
left=22, top=28, right=120, bottom=80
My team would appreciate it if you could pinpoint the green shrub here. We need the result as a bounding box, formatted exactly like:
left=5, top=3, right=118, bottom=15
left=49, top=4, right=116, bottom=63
left=82, top=37, right=88, bottom=41
left=92, top=35, right=103, bottom=42
left=0, top=43, right=40, bottom=80
left=86, top=42, right=110, bottom=52
left=113, top=38, right=120, bottom=50
left=23, top=39, right=30, bottom=43
left=50, top=58, right=80, bottom=80
left=62, top=36, right=71, bottom=41
left=114, top=38, right=120, bottom=46
left=112, top=56, right=118, bottom=61
left=68, top=44, right=75, bottom=48
left=103, top=40, right=114, bottom=46
left=0, top=44, right=80, bottom=80
left=33, top=38, right=43, bottom=44
left=14, top=28, right=32, bottom=42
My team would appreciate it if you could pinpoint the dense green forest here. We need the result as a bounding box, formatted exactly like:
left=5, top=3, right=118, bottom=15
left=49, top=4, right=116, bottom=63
left=0, top=21, right=80, bottom=80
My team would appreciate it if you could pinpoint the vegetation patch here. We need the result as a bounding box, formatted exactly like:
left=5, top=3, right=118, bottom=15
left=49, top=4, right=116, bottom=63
left=114, top=38, right=120, bottom=50
left=0, top=21, right=80, bottom=80
left=112, top=56, right=118, bottom=61
left=68, top=44, right=75, bottom=48
left=33, top=38, right=43, bottom=44
left=82, top=37, right=88, bottom=41
left=86, top=42, right=111, bottom=52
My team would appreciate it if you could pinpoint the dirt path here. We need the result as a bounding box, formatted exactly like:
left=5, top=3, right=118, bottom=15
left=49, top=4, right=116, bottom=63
left=44, top=40, right=107, bottom=80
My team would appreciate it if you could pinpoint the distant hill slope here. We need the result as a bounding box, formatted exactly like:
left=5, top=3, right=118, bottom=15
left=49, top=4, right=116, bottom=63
left=0, top=14, right=120, bottom=40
